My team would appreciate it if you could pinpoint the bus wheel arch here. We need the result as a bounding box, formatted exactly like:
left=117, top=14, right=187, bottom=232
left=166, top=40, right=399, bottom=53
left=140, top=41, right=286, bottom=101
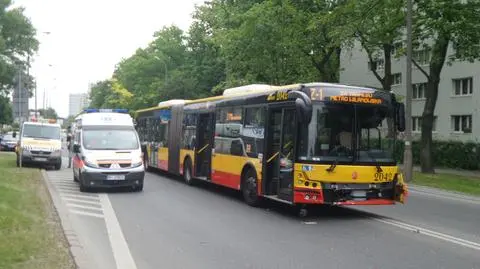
left=241, top=165, right=262, bottom=207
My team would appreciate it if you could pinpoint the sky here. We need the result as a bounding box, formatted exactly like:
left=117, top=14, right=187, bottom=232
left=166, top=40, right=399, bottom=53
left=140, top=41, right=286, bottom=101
left=13, top=0, right=204, bottom=118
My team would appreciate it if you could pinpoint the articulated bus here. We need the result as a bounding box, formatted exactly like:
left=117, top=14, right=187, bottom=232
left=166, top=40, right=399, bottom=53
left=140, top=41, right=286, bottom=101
left=135, top=82, right=408, bottom=208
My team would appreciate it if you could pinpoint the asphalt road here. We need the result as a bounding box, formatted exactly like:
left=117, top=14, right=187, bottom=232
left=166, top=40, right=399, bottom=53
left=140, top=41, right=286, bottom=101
left=105, top=171, right=480, bottom=269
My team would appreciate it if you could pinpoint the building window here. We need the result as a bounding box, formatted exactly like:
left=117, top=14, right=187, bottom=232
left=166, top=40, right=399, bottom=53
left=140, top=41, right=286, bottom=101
left=413, top=83, right=427, bottom=99
left=452, top=77, right=473, bottom=96
left=412, top=116, right=437, bottom=132
left=392, top=73, right=402, bottom=85
left=413, top=49, right=430, bottom=65
left=452, top=115, right=472, bottom=133
left=391, top=42, right=403, bottom=57
left=367, top=59, right=385, bottom=71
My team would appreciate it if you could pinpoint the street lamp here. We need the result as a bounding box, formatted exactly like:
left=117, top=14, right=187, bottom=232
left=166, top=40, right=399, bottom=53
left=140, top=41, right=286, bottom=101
left=403, top=0, right=413, bottom=182
left=33, top=31, right=52, bottom=119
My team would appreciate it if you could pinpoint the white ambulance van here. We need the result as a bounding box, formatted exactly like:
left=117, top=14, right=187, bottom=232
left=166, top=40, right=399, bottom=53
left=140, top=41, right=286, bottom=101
left=71, top=109, right=145, bottom=192
left=16, top=120, right=62, bottom=169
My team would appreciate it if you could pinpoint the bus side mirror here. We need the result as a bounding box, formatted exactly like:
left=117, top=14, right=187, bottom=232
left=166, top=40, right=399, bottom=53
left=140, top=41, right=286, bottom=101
left=289, top=90, right=312, bottom=124
left=73, top=144, right=81, bottom=153
left=396, top=103, right=406, bottom=132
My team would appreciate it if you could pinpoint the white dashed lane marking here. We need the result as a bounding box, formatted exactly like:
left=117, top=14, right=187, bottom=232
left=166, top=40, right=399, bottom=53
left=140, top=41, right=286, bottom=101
left=47, top=170, right=104, bottom=219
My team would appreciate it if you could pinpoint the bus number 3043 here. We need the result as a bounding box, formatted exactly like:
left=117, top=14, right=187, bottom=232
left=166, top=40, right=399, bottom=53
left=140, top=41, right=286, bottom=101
left=374, top=172, right=394, bottom=182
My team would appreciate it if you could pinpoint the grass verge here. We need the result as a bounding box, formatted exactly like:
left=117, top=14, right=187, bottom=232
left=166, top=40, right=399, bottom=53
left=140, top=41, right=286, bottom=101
left=413, top=171, right=480, bottom=196
left=0, top=152, right=75, bottom=269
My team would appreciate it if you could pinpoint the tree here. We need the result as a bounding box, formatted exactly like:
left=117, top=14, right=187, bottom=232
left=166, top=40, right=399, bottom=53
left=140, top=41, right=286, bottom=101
left=88, top=80, right=112, bottom=108
left=0, top=1, right=39, bottom=95
left=0, top=95, right=13, bottom=124
left=39, top=107, right=58, bottom=119
left=413, top=0, right=480, bottom=173
left=332, top=0, right=405, bottom=137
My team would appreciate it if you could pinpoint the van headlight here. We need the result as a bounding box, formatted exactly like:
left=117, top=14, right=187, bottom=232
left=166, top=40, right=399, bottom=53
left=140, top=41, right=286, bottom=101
left=83, top=157, right=98, bottom=168
left=131, top=156, right=143, bottom=168
left=51, top=149, right=62, bottom=157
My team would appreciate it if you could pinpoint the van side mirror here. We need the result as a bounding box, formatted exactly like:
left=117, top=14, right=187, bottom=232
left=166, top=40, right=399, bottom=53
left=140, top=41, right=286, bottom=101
left=396, top=103, right=406, bottom=132
left=73, top=144, right=81, bottom=153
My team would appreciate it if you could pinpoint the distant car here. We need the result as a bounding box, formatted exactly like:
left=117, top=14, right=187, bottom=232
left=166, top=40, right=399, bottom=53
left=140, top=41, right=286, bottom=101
left=0, top=134, right=19, bottom=152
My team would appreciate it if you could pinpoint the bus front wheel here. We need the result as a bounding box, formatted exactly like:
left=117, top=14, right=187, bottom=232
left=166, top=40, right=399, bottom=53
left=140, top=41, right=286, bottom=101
left=242, top=169, right=261, bottom=207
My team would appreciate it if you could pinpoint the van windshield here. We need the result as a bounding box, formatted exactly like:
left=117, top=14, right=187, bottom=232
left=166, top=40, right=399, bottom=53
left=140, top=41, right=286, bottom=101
left=82, top=129, right=139, bottom=150
left=22, top=124, right=61, bottom=140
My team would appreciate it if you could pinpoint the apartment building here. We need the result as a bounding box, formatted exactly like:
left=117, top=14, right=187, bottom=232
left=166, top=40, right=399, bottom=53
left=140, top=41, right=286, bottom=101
left=69, top=93, right=89, bottom=116
left=340, top=41, right=479, bottom=142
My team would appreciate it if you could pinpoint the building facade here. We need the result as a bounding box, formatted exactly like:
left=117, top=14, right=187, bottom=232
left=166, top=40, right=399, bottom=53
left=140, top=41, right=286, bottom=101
left=69, top=93, right=89, bottom=116
left=340, top=42, right=479, bottom=142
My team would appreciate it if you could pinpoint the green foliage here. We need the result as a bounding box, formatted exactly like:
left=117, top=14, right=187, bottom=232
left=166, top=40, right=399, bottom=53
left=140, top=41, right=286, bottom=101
left=89, top=0, right=345, bottom=109
left=0, top=95, right=12, bottom=124
left=0, top=0, right=39, bottom=95
left=394, top=140, right=480, bottom=171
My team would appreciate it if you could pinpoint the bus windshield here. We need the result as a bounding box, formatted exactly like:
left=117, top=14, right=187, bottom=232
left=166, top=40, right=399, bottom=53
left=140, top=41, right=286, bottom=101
left=82, top=129, right=139, bottom=150
left=298, top=103, right=396, bottom=165
left=22, top=124, right=61, bottom=140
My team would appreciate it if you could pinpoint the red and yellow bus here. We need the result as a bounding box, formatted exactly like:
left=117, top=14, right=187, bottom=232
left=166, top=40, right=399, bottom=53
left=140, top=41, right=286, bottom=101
left=135, top=83, right=408, bottom=208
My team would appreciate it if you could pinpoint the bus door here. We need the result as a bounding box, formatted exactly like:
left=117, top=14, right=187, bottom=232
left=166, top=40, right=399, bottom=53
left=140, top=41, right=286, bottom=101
left=195, top=112, right=214, bottom=179
left=264, top=107, right=296, bottom=201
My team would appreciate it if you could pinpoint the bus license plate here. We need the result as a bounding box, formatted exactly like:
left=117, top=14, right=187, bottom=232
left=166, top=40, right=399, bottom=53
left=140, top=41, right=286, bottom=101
left=107, top=175, right=125, bottom=180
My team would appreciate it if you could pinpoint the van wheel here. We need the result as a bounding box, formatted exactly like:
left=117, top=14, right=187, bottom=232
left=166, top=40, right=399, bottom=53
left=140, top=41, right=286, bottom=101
left=242, top=169, right=262, bottom=207
left=54, top=162, right=62, bottom=170
left=183, top=159, right=194, bottom=186
left=79, top=174, right=88, bottom=192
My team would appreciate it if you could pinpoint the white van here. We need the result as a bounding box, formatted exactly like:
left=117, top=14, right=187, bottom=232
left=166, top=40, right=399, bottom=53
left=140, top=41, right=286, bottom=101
left=70, top=109, right=145, bottom=192
left=16, top=121, right=62, bottom=169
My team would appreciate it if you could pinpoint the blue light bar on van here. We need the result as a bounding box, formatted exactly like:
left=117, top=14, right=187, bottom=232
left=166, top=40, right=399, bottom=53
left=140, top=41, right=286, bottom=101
left=83, top=108, right=129, bottom=113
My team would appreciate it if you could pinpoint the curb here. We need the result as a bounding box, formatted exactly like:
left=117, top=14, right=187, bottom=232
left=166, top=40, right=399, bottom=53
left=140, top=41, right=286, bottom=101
left=41, top=169, right=93, bottom=269
left=409, top=184, right=480, bottom=204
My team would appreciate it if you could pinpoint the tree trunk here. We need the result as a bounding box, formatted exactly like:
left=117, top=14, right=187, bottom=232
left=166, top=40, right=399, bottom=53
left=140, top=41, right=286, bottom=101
left=420, top=81, right=438, bottom=173
left=420, top=34, right=450, bottom=173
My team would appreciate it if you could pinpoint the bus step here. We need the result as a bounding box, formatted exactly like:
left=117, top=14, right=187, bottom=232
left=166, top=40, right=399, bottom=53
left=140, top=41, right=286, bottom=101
left=263, top=195, right=293, bottom=205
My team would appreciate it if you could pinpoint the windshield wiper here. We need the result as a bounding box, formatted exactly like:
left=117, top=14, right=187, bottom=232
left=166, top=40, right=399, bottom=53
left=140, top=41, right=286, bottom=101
left=326, top=158, right=338, bottom=173
left=365, top=151, right=383, bottom=172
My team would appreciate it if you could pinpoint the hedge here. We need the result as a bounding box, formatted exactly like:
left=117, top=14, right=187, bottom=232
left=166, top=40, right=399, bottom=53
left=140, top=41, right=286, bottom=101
left=393, top=140, right=480, bottom=171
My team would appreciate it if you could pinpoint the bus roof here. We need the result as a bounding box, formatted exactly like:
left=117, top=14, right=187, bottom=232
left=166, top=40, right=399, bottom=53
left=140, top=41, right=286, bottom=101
left=135, top=82, right=385, bottom=114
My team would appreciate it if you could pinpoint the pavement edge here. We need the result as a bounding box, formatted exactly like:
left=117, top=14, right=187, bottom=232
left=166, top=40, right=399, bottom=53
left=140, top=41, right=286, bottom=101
left=41, top=169, right=93, bottom=269
left=409, top=184, right=480, bottom=204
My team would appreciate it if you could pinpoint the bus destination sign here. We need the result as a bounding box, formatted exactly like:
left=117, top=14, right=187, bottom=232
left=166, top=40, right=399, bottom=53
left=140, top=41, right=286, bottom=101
left=310, top=87, right=384, bottom=104
left=330, top=92, right=383, bottom=104
left=267, top=90, right=289, bottom=102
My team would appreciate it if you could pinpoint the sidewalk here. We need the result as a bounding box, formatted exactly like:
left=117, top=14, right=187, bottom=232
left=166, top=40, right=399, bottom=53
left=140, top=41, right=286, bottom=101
left=399, top=165, right=480, bottom=179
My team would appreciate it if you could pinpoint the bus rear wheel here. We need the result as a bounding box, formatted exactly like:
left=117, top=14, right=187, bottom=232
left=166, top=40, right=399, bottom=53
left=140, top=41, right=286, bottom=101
left=242, top=169, right=261, bottom=207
